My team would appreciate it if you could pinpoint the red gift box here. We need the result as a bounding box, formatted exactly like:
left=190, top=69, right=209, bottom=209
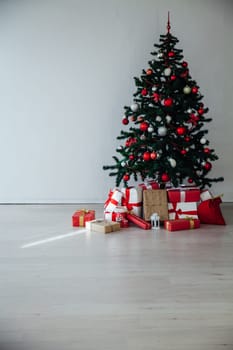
left=104, top=206, right=127, bottom=223
left=126, top=213, right=151, bottom=230
left=139, top=180, right=160, bottom=190
left=164, top=219, right=200, bottom=231
left=72, top=209, right=95, bottom=227
left=167, top=187, right=200, bottom=203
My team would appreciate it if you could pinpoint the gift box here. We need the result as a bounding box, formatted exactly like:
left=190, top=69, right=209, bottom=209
left=143, top=189, right=169, bottom=221
left=168, top=202, right=198, bottom=220
left=86, top=220, right=121, bottom=233
left=104, top=206, right=127, bottom=221
left=104, top=189, right=123, bottom=212
left=126, top=213, right=151, bottom=230
left=121, top=187, right=142, bottom=216
left=138, top=180, right=160, bottom=190
left=72, top=209, right=95, bottom=227
left=167, top=187, right=200, bottom=203
left=164, top=218, right=200, bottom=231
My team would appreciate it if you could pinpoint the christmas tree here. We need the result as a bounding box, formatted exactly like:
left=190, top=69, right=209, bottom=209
left=103, top=14, right=224, bottom=189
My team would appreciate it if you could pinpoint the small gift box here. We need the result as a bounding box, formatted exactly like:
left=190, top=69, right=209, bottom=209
left=143, top=189, right=169, bottom=221
left=104, top=206, right=127, bottom=222
left=168, top=202, right=198, bottom=220
left=164, top=218, right=200, bottom=231
left=138, top=180, right=160, bottom=190
left=72, top=209, right=95, bottom=227
left=126, top=213, right=151, bottom=230
left=86, top=220, right=121, bottom=233
left=167, top=187, right=200, bottom=203
left=121, top=187, right=142, bottom=216
left=104, top=189, right=123, bottom=212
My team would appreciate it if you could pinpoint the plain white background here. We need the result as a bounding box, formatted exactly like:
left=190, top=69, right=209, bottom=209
left=0, top=0, right=232, bottom=203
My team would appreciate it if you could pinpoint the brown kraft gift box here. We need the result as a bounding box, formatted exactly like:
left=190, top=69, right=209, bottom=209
left=143, top=189, right=169, bottom=221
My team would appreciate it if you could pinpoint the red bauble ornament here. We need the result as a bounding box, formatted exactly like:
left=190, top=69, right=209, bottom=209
left=123, top=174, right=130, bottom=181
left=198, top=108, right=205, bottom=115
left=122, top=118, right=129, bottom=125
left=150, top=151, right=157, bottom=160
left=161, top=173, right=170, bottom=182
left=188, top=178, right=194, bottom=184
left=204, top=162, right=212, bottom=171
left=164, top=97, right=173, bottom=107
left=192, top=86, right=199, bottom=94
left=170, top=75, right=177, bottom=81
left=180, top=69, right=189, bottom=78
left=141, top=88, right=148, bottom=96
left=129, top=154, right=135, bottom=160
left=182, top=61, right=188, bottom=67
left=176, top=126, right=186, bottom=136
left=146, top=68, right=153, bottom=75
left=143, top=151, right=151, bottom=161
left=204, top=147, right=211, bottom=154
left=185, top=136, right=191, bottom=142
left=181, top=149, right=187, bottom=155
left=140, top=121, right=149, bottom=132
left=168, top=51, right=175, bottom=57
left=153, top=92, right=160, bottom=102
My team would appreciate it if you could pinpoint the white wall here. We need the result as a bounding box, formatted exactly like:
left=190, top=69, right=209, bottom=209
left=0, top=0, right=232, bottom=203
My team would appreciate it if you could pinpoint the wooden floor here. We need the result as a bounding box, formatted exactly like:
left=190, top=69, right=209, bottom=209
left=0, top=203, right=233, bottom=350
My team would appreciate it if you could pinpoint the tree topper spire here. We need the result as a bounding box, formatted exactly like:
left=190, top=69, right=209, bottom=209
left=167, top=11, right=171, bottom=33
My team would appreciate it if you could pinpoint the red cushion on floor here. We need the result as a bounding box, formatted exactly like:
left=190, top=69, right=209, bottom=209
left=197, top=197, right=226, bottom=225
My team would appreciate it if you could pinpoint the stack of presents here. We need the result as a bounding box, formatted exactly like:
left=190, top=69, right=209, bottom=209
left=72, top=180, right=225, bottom=233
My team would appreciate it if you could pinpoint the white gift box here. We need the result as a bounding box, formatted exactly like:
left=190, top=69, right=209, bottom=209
left=168, top=202, right=198, bottom=220
left=104, top=189, right=123, bottom=212
left=121, top=187, right=142, bottom=216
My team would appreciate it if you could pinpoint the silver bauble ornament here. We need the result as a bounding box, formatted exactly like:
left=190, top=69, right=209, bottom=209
left=140, top=134, right=146, bottom=140
left=158, top=126, right=167, bottom=136
left=130, top=103, right=139, bottom=112
left=166, top=115, right=172, bottom=124
left=183, top=86, right=192, bottom=94
left=157, top=52, right=163, bottom=59
left=149, top=103, right=154, bottom=107
left=152, top=86, right=157, bottom=92
left=200, top=137, right=206, bottom=144
left=156, top=116, right=162, bottom=122
left=187, top=108, right=192, bottom=113
left=168, top=158, right=176, bottom=168
left=121, top=161, right=126, bottom=166
left=164, top=67, right=172, bottom=76
left=148, top=126, right=154, bottom=133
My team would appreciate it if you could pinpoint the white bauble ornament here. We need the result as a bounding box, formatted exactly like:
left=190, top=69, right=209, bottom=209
left=187, top=108, right=192, bottom=113
left=200, top=137, right=206, bottom=144
left=148, top=126, right=154, bottom=133
left=130, top=103, right=139, bottom=112
left=140, top=134, right=146, bottom=140
left=168, top=158, right=176, bottom=168
left=166, top=115, right=172, bottom=124
left=152, top=86, right=157, bottom=92
left=157, top=52, right=163, bottom=58
left=158, top=126, right=167, bottom=136
left=149, top=103, right=154, bottom=107
left=121, top=161, right=126, bottom=166
left=164, top=67, right=172, bottom=76
left=156, top=116, right=162, bottom=122
left=183, top=86, right=192, bottom=94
